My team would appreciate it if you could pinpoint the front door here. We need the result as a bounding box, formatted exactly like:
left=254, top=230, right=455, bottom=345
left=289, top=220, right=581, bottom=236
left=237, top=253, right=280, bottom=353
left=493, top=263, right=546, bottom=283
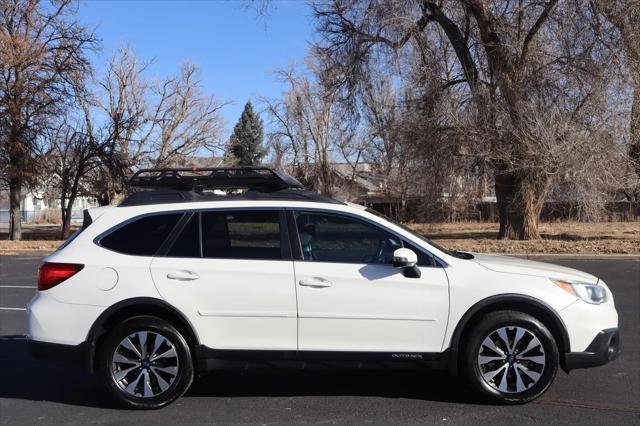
left=292, top=210, right=449, bottom=353
left=151, top=209, right=297, bottom=350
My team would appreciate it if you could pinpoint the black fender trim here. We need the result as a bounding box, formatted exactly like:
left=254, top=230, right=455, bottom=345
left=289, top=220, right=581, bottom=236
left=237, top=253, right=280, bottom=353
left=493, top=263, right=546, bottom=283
left=446, top=294, right=571, bottom=375
left=85, top=297, right=201, bottom=374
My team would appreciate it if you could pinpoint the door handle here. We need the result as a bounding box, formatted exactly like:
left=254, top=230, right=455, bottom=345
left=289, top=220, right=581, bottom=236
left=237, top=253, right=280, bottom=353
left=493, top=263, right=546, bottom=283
left=166, top=271, right=200, bottom=281
left=299, top=277, right=332, bottom=288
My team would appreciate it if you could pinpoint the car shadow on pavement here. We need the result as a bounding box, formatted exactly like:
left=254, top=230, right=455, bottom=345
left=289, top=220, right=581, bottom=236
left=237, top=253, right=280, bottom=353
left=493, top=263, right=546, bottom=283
left=1, top=337, right=477, bottom=407
left=0, top=337, right=114, bottom=409
left=187, top=367, right=475, bottom=404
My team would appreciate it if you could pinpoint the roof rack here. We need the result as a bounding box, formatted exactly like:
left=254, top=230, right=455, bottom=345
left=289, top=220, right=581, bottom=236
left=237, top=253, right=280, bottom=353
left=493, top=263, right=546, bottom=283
left=119, top=167, right=344, bottom=207
left=129, top=167, right=304, bottom=191
left=119, top=187, right=344, bottom=207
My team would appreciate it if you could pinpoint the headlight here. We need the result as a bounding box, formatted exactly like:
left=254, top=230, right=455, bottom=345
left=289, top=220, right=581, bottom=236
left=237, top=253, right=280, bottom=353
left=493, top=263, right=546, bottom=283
left=551, top=279, right=607, bottom=304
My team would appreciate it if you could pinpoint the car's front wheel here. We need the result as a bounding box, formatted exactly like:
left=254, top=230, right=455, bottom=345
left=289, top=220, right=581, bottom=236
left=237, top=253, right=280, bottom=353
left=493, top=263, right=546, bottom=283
left=462, top=310, right=559, bottom=404
left=99, top=316, right=194, bottom=409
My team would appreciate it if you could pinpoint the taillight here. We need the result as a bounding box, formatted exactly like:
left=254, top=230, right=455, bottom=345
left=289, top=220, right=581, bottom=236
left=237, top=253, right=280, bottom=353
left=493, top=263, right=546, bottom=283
left=38, top=263, right=84, bottom=291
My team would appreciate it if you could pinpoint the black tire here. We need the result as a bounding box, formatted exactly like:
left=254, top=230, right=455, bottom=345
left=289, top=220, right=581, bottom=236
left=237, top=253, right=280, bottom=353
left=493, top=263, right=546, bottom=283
left=98, top=315, right=194, bottom=409
left=461, top=310, right=559, bottom=404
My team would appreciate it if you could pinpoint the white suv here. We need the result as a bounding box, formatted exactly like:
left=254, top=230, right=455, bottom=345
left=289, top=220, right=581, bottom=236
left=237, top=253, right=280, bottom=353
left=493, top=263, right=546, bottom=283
left=27, top=168, right=619, bottom=409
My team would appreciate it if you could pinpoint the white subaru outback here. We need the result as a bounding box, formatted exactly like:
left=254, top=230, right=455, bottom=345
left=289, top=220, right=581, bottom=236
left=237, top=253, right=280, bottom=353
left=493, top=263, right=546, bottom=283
left=27, top=168, right=619, bottom=409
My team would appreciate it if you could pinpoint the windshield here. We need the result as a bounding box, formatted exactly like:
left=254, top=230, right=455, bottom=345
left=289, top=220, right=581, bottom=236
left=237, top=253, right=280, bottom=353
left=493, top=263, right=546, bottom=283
left=365, top=208, right=473, bottom=259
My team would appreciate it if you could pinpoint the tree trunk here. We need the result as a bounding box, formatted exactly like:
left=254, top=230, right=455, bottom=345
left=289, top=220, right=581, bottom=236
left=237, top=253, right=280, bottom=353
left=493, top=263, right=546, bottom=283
left=508, top=173, right=549, bottom=240
left=60, top=199, right=74, bottom=239
left=494, top=171, right=515, bottom=239
left=630, top=85, right=640, bottom=175
left=510, top=201, right=543, bottom=240
left=8, top=177, right=22, bottom=241
left=495, top=169, right=549, bottom=240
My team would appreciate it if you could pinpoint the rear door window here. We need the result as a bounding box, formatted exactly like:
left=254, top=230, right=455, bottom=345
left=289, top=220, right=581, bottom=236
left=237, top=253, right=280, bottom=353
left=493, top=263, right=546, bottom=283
left=100, top=213, right=182, bottom=256
left=201, top=210, right=283, bottom=260
left=166, top=213, right=200, bottom=258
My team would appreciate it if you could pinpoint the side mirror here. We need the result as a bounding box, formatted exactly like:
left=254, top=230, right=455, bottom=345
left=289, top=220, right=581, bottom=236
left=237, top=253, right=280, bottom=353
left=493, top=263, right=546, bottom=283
left=393, top=248, right=417, bottom=268
left=392, top=248, right=421, bottom=278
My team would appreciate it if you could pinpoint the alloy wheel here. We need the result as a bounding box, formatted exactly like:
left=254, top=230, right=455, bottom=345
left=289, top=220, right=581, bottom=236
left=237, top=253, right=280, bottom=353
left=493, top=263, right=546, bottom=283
left=477, top=326, right=546, bottom=393
left=111, top=331, right=180, bottom=398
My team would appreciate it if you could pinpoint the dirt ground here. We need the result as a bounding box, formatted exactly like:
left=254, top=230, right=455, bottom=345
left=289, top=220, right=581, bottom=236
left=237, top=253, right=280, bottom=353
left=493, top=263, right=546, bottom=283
left=1, top=221, right=639, bottom=255
left=410, top=221, right=640, bottom=254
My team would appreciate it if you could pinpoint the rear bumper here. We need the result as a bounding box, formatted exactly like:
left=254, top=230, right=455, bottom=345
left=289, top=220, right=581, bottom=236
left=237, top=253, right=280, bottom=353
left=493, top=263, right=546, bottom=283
left=27, top=339, right=90, bottom=370
left=563, top=328, right=619, bottom=372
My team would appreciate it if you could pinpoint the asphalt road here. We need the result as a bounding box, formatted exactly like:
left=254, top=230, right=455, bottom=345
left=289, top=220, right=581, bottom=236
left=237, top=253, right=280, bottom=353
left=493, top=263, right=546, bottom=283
left=1, top=255, right=638, bottom=425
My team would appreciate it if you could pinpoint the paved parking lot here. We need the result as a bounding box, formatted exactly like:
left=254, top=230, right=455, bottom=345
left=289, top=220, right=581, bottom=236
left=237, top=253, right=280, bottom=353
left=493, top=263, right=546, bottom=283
left=1, top=255, right=638, bottom=425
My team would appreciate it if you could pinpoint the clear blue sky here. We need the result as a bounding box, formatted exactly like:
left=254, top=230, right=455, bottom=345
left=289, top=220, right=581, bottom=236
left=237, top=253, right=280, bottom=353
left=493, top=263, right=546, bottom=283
left=78, top=0, right=316, bottom=137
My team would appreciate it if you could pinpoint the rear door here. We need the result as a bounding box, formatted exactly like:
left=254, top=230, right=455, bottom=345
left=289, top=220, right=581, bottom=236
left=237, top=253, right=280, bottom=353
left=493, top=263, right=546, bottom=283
left=150, top=209, right=298, bottom=350
left=291, top=210, right=449, bottom=353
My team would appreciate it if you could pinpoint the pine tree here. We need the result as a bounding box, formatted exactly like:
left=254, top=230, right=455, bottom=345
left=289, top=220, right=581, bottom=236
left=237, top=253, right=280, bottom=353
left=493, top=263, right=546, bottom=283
left=228, top=101, right=266, bottom=166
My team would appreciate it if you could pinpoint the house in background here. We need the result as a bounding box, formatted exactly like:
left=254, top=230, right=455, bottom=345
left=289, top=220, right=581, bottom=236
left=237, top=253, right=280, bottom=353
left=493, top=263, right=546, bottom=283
left=0, top=190, right=98, bottom=224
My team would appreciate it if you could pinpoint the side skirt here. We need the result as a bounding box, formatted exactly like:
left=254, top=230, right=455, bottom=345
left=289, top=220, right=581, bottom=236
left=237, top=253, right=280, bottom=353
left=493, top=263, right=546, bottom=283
left=196, top=346, right=450, bottom=374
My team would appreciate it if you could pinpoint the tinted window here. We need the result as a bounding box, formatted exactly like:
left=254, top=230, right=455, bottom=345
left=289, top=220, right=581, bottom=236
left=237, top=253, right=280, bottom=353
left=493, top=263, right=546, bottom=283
left=101, top=213, right=181, bottom=256
left=294, top=211, right=401, bottom=264
left=167, top=213, right=200, bottom=258
left=202, top=210, right=282, bottom=260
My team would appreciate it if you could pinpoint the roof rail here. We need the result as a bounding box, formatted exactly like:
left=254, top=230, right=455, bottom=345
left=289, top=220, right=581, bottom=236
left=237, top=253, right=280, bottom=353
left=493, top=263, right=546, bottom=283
left=129, top=167, right=304, bottom=191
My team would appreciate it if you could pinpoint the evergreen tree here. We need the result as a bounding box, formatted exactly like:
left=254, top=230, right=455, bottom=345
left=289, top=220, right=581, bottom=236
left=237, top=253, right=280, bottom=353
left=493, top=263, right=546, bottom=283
left=228, top=101, right=266, bottom=166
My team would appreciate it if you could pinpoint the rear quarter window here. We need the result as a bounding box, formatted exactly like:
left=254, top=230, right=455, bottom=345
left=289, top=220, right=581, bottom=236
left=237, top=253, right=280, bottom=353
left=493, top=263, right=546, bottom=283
left=99, top=213, right=182, bottom=256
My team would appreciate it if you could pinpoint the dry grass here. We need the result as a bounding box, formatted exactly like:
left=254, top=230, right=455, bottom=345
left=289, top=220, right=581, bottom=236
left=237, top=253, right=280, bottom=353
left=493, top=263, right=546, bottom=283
left=1, top=221, right=639, bottom=255
left=409, top=221, right=640, bottom=254
left=0, top=239, right=63, bottom=255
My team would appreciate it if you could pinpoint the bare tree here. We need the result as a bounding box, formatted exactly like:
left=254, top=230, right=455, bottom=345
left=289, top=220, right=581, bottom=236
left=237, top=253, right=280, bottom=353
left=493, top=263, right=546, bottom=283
left=263, top=61, right=352, bottom=195
left=596, top=0, right=640, bottom=171
left=0, top=0, right=96, bottom=239
left=312, top=0, right=626, bottom=238
left=43, top=121, right=99, bottom=238
left=82, top=49, right=227, bottom=203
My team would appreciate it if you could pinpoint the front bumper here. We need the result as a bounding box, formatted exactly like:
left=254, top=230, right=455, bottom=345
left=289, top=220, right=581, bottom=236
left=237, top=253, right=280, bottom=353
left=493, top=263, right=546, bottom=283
left=563, top=328, right=619, bottom=372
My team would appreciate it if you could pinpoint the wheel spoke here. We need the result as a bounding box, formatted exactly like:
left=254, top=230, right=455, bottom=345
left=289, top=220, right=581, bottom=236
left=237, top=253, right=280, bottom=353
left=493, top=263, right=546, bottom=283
left=121, top=337, right=143, bottom=359
left=496, top=328, right=513, bottom=353
left=113, top=352, right=138, bottom=365
left=497, top=364, right=510, bottom=392
left=513, top=364, right=526, bottom=392
left=513, top=328, right=526, bottom=350
left=125, top=370, right=144, bottom=395
left=482, top=362, right=508, bottom=382
left=481, top=336, right=506, bottom=357
left=142, top=370, right=153, bottom=397
left=478, top=354, right=506, bottom=364
left=517, top=354, right=545, bottom=364
left=519, top=335, right=542, bottom=356
left=114, top=365, right=140, bottom=382
left=152, top=365, right=178, bottom=376
left=138, top=332, right=148, bottom=357
left=516, top=363, right=542, bottom=382
left=151, top=334, right=166, bottom=358
left=151, top=367, right=172, bottom=391
left=151, top=347, right=177, bottom=361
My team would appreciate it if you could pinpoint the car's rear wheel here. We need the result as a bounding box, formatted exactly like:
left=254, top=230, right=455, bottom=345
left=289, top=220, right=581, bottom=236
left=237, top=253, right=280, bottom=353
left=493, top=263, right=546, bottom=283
left=99, top=316, right=194, bottom=409
left=462, top=310, right=559, bottom=404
